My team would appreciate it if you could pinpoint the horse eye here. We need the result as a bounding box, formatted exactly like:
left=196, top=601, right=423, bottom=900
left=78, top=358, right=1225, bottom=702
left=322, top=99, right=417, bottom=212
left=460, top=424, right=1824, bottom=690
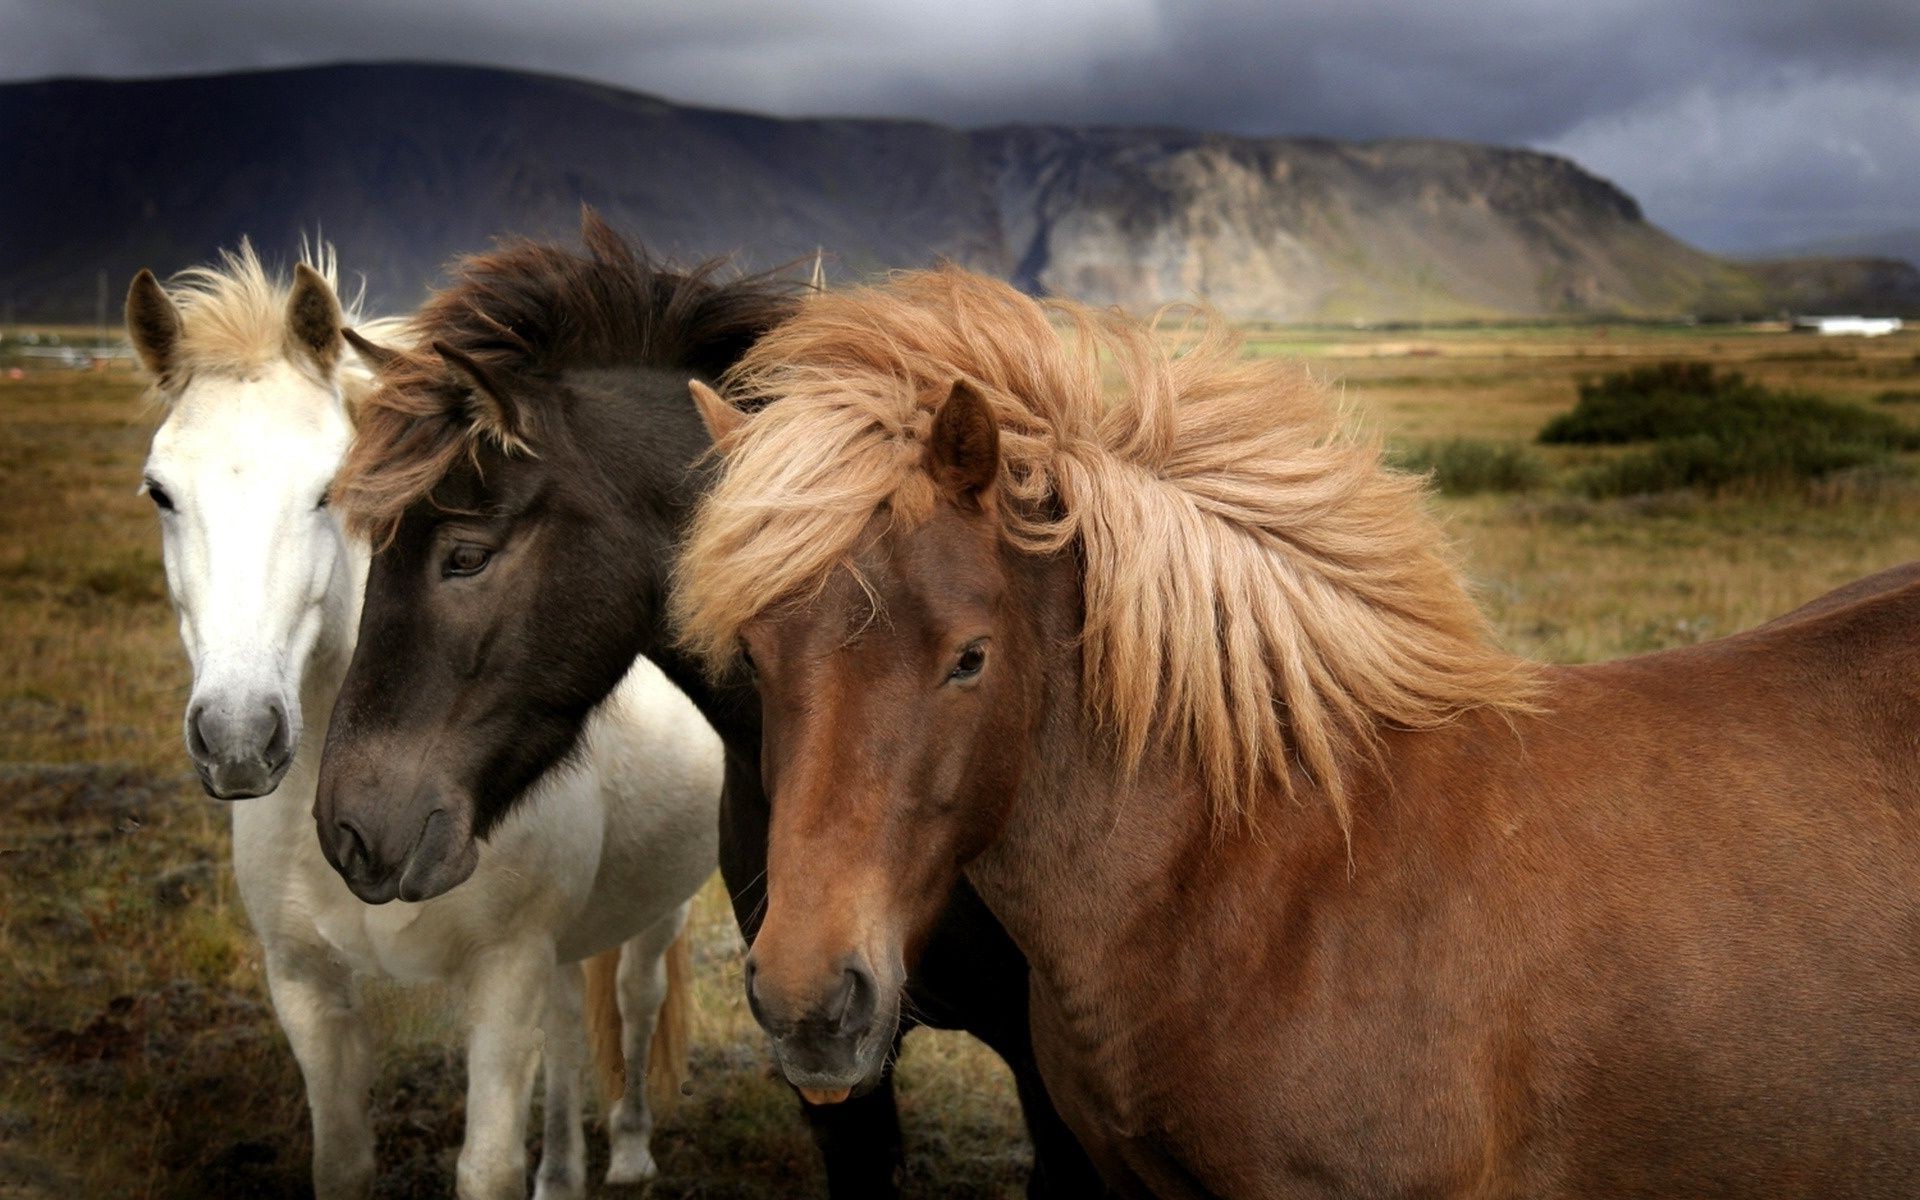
left=949, top=640, right=988, bottom=683
left=738, top=642, right=758, bottom=680
left=445, top=543, right=493, bottom=577
left=315, top=488, right=330, bottom=511
left=146, top=480, right=174, bottom=512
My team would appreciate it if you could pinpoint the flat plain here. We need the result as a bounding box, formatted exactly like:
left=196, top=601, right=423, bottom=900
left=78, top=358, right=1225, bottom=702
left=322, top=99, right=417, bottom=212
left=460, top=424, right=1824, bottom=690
left=4, top=321, right=1918, bottom=1198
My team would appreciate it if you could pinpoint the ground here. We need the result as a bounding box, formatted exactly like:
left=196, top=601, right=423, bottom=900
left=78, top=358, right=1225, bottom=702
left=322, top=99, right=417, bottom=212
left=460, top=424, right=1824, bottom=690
left=3, top=322, right=1919, bottom=1197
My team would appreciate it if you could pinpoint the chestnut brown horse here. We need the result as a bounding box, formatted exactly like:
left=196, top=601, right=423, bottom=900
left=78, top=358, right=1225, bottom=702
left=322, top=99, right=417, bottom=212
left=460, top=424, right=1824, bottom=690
left=675, top=266, right=1920, bottom=1198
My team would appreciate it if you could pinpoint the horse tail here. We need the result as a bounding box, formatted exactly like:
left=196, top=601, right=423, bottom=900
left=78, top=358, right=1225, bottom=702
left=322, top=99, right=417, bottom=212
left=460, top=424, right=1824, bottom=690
left=646, top=924, right=694, bottom=1112
left=583, top=947, right=626, bottom=1108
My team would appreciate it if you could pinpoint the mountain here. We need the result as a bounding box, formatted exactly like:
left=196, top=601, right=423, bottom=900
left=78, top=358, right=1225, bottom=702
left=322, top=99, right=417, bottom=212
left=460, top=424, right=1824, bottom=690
left=4, top=62, right=1916, bottom=322
left=1762, top=228, right=1920, bottom=271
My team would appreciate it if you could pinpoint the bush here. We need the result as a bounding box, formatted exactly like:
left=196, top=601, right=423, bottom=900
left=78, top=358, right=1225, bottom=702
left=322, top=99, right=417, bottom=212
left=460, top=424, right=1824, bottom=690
left=1541, top=362, right=1920, bottom=497
left=1577, top=434, right=1889, bottom=499
left=1394, top=438, right=1545, bottom=496
left=1875, top=390, right=1920, bottom=405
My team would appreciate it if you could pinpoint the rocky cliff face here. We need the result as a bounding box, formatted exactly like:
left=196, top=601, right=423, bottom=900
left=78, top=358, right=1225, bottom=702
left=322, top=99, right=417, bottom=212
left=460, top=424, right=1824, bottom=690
left=4, top=62, right=1913, bottom=321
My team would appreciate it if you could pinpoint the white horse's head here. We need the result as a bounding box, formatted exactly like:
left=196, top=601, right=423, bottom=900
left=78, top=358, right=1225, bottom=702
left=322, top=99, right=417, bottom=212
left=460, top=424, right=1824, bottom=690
left=129, top=243, right=382, bottom=799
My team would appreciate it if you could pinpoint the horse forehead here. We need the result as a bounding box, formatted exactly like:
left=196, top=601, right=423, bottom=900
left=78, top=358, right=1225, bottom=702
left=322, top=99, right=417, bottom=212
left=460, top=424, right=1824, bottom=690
left=152, top=364, right=349, bottom=476
left=866, top=508, right=1002, bottom=608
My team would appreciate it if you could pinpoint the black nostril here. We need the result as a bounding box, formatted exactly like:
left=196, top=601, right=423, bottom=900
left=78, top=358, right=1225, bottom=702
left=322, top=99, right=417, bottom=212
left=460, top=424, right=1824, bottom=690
left=264, top=702, right=290, bottom=766
left=744, top=956, right=771, bottom=1029
left=335, top=818, right=371, bottom=873
left=834, top=962, right=877, bottom=1035
left=186, top=704, right=211, bottom=759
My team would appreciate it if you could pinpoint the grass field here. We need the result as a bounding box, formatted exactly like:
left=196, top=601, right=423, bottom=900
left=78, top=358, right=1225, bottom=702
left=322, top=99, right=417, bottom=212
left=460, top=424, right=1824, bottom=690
left=4, top=322, right=1920, bottom=1197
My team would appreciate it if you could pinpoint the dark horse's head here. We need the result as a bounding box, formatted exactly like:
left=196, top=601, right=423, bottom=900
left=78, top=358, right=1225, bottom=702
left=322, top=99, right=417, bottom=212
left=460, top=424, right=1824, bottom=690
left=315, top=212, right=793, bottom=903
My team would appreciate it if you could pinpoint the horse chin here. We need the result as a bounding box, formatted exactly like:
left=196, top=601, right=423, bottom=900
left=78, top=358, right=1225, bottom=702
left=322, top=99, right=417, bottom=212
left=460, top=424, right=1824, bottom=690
left=773, top=1000, right=899, bottom=1106
left=194, top=755, right=293, bottom=801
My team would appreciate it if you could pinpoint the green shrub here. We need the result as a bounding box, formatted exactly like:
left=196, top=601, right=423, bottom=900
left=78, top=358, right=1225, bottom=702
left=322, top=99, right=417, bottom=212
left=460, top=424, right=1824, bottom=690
left=1578, top=434, right=1889, bottom=499
left=1875, top=390, right=1920, bottom=405
left=1542, top=362, right=1917, bottom=449
left=1393, top=438, right=1545, bottom=496
left=1542, top=362, right=1919, bottom=497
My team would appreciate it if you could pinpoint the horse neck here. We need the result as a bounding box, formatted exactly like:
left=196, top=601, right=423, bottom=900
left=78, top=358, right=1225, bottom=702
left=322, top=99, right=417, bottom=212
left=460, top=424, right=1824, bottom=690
left=964, top=550, right=1348, bottom=1075
left=565, top=363, right=763, bottom=761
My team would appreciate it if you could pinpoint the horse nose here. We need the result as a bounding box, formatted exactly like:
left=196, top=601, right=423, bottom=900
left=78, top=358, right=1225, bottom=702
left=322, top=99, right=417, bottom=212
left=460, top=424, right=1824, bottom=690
left=188, top=697, right=293, bottom=799
left=331, top=815, right=374, bottom=880
left=745, top=955, right=878, bottom=1039
left=832, top=961, right=877, bottom=1035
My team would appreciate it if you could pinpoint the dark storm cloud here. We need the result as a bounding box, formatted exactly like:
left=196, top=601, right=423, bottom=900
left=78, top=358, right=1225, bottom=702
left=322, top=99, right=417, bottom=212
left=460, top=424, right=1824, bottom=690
left=2, top=0, right=1914, bottom=251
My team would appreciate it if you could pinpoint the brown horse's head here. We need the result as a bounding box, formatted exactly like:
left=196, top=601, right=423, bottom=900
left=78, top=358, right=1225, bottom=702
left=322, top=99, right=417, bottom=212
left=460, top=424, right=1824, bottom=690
left=313, top=219, right=788, bottom=903
left=720, top=380, right=1038, bottom=1098
left=677, top=267, right=1538, bottom=1103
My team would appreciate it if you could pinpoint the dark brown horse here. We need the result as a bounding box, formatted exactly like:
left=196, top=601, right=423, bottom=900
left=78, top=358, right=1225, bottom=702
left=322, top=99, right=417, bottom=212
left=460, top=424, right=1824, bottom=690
left=315, top=217, right=1103, bottom=1197
left=675, top=266, right=1920, bottom=1197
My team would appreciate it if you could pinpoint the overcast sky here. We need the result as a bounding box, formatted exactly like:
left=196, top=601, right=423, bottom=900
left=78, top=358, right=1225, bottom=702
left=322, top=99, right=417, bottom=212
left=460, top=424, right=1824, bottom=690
left=4, top=0, right=1915, bottom=252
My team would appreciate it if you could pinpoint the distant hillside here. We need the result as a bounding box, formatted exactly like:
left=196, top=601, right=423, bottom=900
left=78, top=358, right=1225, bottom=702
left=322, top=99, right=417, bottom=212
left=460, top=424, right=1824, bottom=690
left=1763, top=227, right=1920, bottom=271
left=4, top=63, right=1917, bottom=322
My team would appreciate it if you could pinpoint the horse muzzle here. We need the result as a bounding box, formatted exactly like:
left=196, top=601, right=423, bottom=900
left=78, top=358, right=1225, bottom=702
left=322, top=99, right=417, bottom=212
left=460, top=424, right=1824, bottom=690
left=745, top=952, right=896, bottom=1103
left=315, top=784, right=480, bottom=904
left=186, top=694, right=294, bottom=800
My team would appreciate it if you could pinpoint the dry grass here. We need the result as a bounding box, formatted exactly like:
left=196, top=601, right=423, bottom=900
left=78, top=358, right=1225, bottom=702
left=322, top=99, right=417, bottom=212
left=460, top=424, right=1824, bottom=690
left=3, top=321, right=1919, bottom=1197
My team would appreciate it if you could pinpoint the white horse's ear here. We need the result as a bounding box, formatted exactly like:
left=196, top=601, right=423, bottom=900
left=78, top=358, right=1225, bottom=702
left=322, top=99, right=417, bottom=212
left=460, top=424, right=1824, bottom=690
left=689, top=379, right=746, bottom=443
left=343, top=327, right=402, bottom=373
left=287, top=262, right=343, bottom=374
left=125, top=269, right=181, bottom=383
left=434, top=340, right=529, bottom=451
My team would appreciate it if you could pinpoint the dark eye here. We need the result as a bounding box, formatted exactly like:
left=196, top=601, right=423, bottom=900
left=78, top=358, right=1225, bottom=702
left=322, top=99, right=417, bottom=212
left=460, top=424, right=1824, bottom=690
left=146, top=480, right=174, bottom=512
left=948, top=640, right=988, bottom=684
left=738, top=642, right=758, bottom=681
left=315, top=487, right=330, bottom=511
left=445, top=543, right=493, bottom=577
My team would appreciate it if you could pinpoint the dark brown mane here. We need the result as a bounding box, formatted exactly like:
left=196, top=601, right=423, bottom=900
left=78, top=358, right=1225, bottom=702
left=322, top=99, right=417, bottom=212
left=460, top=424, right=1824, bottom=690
left=334, top=211, right=796, bottom=538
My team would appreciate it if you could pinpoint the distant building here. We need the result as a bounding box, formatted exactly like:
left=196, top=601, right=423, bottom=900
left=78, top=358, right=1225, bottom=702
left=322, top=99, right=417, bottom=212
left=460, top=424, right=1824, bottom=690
left=1792, top=316, right=1904, bottom=337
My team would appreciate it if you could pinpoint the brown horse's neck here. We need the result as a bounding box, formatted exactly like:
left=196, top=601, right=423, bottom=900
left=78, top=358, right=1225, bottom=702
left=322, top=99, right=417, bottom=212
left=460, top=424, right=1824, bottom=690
left=966, top=549, right=1350, bottom=1115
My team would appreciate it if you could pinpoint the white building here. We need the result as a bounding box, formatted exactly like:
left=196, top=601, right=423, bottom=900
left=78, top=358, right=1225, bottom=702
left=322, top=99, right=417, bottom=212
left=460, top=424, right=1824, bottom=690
left=1793, top=316, right=1905, bottom=337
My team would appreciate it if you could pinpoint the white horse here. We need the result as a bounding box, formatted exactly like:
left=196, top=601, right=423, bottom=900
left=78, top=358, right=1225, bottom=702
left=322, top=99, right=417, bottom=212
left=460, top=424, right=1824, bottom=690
left=127, top=244, right=722, bottom=1200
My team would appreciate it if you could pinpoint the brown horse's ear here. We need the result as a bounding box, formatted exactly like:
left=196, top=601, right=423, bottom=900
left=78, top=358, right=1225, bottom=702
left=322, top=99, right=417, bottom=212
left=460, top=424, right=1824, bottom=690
left=343, top=327, right=402, bottom=373
left=287, top=262, right=343, bottom=374
left=125, top=269, right=181, bottom=382
left=433, top=340, right=527, bottom=449
left=928, top=378, right=999, bottom=505
left=689, top=379, right=747, bottom=444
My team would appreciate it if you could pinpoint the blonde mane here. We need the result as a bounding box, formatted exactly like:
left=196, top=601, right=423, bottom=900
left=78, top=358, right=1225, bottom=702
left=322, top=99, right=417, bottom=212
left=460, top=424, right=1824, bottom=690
left=675, top=268, right=1538, bottom=827
left=148, top=239, right=403, bottom=413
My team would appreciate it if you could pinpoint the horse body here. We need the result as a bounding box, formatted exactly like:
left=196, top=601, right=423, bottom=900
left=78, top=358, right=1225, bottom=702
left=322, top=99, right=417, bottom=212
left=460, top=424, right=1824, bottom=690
left=131, top=247, right=720, bottom=1200
left=676, top=266, right=1920, bottom=1197
left=971, top=558, right=1920, bottom=1197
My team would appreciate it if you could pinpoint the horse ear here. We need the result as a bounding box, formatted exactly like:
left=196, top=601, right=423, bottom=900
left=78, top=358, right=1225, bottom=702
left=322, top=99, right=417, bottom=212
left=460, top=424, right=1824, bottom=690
left=343, top=327, right=401, bottom=373
left=125, top=269, right=181, bottom=382
left=433, top=340, right=527, bottom=449
left=928, top=378, right=999, bottom=504
left=287, top=262, right=343, bottom=373
left=689, top=379, right=747, bottom=443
